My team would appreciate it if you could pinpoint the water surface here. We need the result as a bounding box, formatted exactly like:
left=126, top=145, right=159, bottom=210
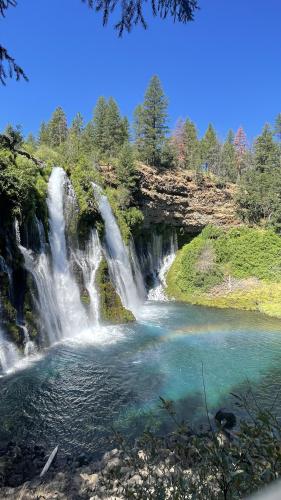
left=1, top=302, right=281, bottom=458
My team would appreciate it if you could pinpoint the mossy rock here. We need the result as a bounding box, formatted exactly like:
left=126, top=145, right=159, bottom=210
left=96, top=258, right=135, bottom=323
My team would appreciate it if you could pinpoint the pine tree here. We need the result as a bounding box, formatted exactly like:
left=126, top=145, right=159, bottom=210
left=121, top=117, right=130, bottom=142
left=234, top=127, right=248, bottom=178
left=134, top=75, right=168, bottom=166
left=70, top=112, right=84, bottom=137
left=226, top=129, right=235, bottom=144
left=38, top=122, right=50, bottom=145
left=105, top=98, right=128, bottom=156
left=116, top=142, right=136, bottom=191
left=66, top=112, right=84, bottom=160
left=92, top=96, right=109, bottom=156
left=81, top=121, right=96, bottom=154
left=220, top=130, right=236, bottom=181
left=254, top=124, right=280, bottom=173
left=133, top=104, right=144, bottom=151
left=200, top=124, right=220, bottom=174
left=48, top=107, right=68, bottom=147
left=171, top=118, right=199, bottom=169
left=171, top=119, right=186, bottom=168
left=184, top=119, right=200, bottom=170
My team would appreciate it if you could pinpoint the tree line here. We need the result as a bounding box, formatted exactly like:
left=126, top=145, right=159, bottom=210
left=3, top=75, right=281, bottom=230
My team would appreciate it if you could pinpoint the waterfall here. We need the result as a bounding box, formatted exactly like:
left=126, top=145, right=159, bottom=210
left=15, top=218, right=62, bottom=345
left=0, top=257, right=20, bottom=372
left=19, top=324, right=37, bottom=357
left=45, top=166, right=89, bottom=338
left=73, top=230, right=102, bottom=325
left=17, top=167, right=89, bottom=345
left=145, top=232, right=178, bottom=301
left=93, top=183, right=145, bottom=316
left=0, top=329, right=20, bottom=374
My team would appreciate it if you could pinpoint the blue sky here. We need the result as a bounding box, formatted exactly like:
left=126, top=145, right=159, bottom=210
left=0, top=0, right=280, bottom=142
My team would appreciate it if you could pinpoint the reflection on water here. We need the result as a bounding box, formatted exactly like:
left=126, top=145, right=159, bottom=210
left=1, top=302, right=281, bottom=458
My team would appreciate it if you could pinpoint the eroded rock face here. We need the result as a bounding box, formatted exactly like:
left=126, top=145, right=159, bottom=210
left=136, top=164, right=240, bottom=233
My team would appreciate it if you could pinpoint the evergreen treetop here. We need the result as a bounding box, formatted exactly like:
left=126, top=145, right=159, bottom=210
left=134, top=75, right=168, bottom=166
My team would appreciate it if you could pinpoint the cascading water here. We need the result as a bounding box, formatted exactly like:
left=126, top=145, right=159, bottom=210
left=0, top=257, right=20, bottom=372
left=93, top=183, right=145, bottom=316
left=19, top=324, right=37, bottom=357
left=0, top=328, right=20, bottom=374
left=73, top=230, right=102, bottom=325
left=46, top=167, right=89, bottom=338
left=17, top=167, right=89, bottom=345
left=145, top=232, right=178, bottom=301
left=15, top=218, right=62, bottom=345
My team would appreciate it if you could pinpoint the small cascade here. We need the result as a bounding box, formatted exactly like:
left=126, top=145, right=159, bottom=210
left=128, top=240, right=147, bottom=302
left=0, top=328, right=20, bottom=374
left=0, top=259, right=20, bottom=372
left=146, top=232, right=178, bottom=301
left=15, top=218, right=62, bottom=345
left=73, top=230, right=102, bottom=325
left=19, top=324, right=37, bottom=357
left=93, top=183, right=145, bottom=316
left=47, top=167, right=88, bottom=338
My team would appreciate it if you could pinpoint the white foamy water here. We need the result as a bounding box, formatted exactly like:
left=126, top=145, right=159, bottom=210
left=73, top=230, right=102, bottom=325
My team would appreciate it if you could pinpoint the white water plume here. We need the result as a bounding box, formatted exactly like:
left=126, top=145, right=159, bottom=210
left=46, top=167, right=89, bottom=338
left=92, top=183, right=145, bottom=317
left=73, top=230, right=102, bottom=325
left=147, top=232, right=178, bottom=301
left=19, top=324, right=37, bottom=357
left=15, top=218, right=62, bottom=345
left=0, top=327, right=20, bottom=374
left=16, top=167, right=89, bottom=345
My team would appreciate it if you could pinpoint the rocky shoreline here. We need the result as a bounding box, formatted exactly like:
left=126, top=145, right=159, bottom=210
left=0, top=439, right=215, bottom=499
left=0, top=410, right=236, bottom=499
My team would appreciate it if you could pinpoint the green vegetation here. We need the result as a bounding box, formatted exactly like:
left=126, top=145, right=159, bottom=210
left=134, top=75, right=169, bottom=167
left=96, top=259, right=135, bottom=323
left=0, top=143, right=49, bottom=227
left=167, top=226, right=281, bottom=318
left=93, top=392, right=281, bottom=499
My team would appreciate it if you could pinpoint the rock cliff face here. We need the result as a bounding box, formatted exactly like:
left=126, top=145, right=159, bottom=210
left=136, top=164, right=240, bottom=233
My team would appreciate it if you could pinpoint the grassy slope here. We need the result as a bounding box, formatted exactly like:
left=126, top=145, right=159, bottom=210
left=167, top=226, right=281, bottom=318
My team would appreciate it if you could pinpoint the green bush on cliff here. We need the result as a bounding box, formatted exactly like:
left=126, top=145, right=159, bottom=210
left=0, top=148, right=48, bottom=224
left=167, top=226, right=281, bottom=304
